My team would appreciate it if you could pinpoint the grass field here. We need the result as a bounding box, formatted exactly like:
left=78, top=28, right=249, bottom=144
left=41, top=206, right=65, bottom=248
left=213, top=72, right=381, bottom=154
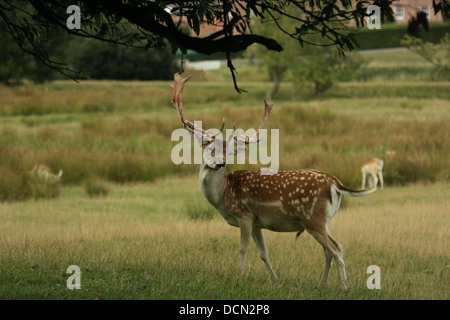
left=0, top=48, right=449, bottom=300
left=0, top=180, right=448, bottom=300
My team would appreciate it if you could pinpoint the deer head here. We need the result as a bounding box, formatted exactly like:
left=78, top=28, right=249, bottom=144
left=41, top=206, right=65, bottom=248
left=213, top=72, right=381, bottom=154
left=171, top=73, right=273, bottom=170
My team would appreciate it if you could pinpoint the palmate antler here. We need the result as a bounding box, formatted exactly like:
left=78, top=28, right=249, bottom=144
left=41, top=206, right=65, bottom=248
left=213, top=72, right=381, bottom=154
left=171, top=73, right=191, bottom=124
left=171, top=73, right=216, bottom=145
left=234, top=99, right=272, bottom=145
left=171, top=73, right=272, bottom=149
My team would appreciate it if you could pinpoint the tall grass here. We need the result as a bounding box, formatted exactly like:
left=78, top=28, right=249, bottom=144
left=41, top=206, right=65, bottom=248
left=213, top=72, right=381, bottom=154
left=28, top=174, right=61, bottom=199
left=1, top=79, right=449, bottom=202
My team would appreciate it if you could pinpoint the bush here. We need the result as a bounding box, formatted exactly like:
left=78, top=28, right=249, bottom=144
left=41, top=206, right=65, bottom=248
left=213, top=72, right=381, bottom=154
left=1, top=16, right=179, bottom=84
left=28, top=174, right=61, bottom=200
left=83, top=177, right=109, bottom=198
left=67, top=38, right=179, bottom=80
left=0, top=166, right=31, bottom=202
left=354, top=22, right=450, bottom=50
left=0, top=19, right=63, bottom=85
left=383, top=154, right=447, bottom=186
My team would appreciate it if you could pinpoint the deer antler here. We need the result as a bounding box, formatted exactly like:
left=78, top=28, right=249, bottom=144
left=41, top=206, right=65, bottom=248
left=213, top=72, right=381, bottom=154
left=171, top=73, right=191, bottom=124
left=171, top=74, right=273, bottom=148
left=235, top=99, right=273, bottom=145
left=171, top=73, right=216, bottom=143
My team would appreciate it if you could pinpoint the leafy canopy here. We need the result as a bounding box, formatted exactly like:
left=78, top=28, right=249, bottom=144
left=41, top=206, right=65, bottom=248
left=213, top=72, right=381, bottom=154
left=2, top=0, right=446, bottom=90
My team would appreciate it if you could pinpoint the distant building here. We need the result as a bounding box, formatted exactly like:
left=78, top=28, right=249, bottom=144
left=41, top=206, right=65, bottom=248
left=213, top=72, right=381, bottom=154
left=391, top=0, right=444, bottom=23
left=175, top=1, right=445, bottom=38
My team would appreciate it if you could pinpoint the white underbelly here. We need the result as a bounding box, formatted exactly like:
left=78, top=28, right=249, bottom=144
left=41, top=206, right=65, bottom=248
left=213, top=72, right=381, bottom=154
left=255, top=214, right=301, bottom=232
left=216, top=202, right=303, bottom=232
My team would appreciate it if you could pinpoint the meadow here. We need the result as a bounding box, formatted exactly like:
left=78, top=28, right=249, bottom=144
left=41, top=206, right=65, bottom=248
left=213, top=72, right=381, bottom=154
left=0, top=180, right=448, bottom=300
left=0, top=48, right=449, bottom=300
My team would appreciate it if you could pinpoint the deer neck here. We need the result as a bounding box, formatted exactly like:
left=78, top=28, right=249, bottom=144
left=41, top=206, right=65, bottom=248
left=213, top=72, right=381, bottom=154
left=199, top=162, right=228, bottom=209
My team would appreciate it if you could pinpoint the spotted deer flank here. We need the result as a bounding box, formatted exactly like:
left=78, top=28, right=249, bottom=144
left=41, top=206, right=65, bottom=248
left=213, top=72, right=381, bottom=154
left=171, top=73, right=377, bottom=292
left=225, top=169, right=344, bottom=227
left=361, top=158, right=384, bottom=190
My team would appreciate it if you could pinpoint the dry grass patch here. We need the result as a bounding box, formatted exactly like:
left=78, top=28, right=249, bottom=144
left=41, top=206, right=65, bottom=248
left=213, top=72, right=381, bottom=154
left=0, top=179, right=448, bottom=299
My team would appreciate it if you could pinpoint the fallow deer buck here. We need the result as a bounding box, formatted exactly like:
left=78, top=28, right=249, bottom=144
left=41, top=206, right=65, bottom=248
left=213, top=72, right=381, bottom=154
left=171, top=73, right=376, bottom=292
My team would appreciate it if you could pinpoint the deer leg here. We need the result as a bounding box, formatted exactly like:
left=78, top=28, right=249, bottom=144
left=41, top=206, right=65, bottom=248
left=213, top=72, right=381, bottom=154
left=372, top=173, right=378, bottom=189
left=327, top=233, right=349, bottom=292
left=308, top=228, right=349, bottom=292
left=366, top=174, right=374, bottom=189
left=318, top=246, right=333, bottom=288
left=308, top=229, right=333, bottom=289
left=252, top=228, right=278, bottom=280
left=238, top=217, right=253, bottom=278
left=361, top=171, right=366, bottom=189
left=378, top=171, right=384, bottom=189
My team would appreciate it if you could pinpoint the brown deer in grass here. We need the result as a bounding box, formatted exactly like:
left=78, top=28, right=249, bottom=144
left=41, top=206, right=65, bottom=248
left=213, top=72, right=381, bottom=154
left=171, top=73, right=376, bottom=292
left=30, top=164, right=63, bottom=183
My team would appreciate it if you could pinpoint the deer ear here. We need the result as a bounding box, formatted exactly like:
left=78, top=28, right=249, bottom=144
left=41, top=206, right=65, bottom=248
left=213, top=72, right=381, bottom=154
left=227, top=144, right=247, bottom=156
left=193, top=131, right=215, bottom=148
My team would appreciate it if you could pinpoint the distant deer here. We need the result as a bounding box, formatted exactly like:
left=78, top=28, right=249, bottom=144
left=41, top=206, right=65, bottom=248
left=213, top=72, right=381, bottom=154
left=30, top=164, right=63, bottom=183
left=386, top=150, right=396, bottom=160
left=171, top=73, right=377, bottom=292
left=361, top=158, right=383, bottom=190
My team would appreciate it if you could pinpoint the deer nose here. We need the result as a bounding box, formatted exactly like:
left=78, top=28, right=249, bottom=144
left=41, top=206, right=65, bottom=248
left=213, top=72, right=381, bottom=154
left=217, top=162, right=226, bottom=168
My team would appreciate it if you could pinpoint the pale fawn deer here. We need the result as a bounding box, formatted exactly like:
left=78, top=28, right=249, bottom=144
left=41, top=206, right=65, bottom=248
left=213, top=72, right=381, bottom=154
left=171, top=73, right=376, bottom=292
left=30, top=164, right=63, bottom=183
left=361, top=158, right=384, bottom=190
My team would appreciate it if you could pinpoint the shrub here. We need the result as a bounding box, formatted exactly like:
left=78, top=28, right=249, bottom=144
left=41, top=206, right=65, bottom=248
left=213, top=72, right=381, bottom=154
left=67, top=37, right=178, bottom=80
left=354, top=22, right=450, bottom=50
left=0, top=166, right=31, bottom=202
left=27, top=173, right=61, bottom=200
left=83, top=177, right=109, bottom=198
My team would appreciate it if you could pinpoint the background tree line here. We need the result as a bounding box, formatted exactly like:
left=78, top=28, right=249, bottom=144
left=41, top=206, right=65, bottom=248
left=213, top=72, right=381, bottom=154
left=248, top=18, right=449, bottom=99
left=0, top=19, right=178, bottom=85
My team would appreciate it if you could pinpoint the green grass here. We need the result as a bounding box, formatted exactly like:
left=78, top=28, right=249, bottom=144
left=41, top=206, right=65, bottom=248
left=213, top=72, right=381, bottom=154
left=0, top=180, right=448, bottom=299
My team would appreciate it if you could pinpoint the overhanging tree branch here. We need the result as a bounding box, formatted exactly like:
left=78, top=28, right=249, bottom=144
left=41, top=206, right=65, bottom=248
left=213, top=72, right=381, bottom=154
left=2, top=0, right=444, bottom=92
